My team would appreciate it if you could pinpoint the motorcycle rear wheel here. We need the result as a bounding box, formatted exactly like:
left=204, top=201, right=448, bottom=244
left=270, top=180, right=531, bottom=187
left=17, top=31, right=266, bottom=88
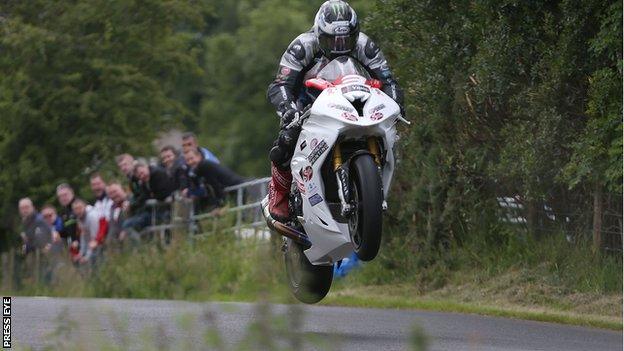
left=349, top=154, right=383, bottom=261
left=284, top=238, right=333, bottom=304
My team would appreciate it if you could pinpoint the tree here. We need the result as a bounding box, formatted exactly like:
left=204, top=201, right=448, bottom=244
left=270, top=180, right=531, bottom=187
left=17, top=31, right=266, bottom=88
left=0, top=0, right=204, bottom=248
left=366, top=0, right=622, bottom=254
left=197, top=0, right=318, bottom=176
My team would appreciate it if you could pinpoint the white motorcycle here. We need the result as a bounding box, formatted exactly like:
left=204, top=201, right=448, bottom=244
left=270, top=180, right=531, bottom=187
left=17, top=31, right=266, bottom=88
left=262, top=56, right=408, bottom=303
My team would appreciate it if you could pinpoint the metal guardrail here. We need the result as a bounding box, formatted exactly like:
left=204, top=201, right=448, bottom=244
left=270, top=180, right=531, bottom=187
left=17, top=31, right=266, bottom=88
left=141, top=177, right=272, bottom=242
left=142, top=183, right=621, bottom=249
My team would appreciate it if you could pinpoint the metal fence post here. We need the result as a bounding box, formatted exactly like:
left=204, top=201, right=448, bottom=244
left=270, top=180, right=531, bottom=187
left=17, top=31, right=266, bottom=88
left=236, top=188, right=243, bottom=235
left=141, top=177, right=270, bottom=242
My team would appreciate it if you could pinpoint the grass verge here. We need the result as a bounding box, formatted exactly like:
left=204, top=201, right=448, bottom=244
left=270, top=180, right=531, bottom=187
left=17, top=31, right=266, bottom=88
left=324, top=286, right=622, bottom=330
left=2, top=229, right=621, bottom=331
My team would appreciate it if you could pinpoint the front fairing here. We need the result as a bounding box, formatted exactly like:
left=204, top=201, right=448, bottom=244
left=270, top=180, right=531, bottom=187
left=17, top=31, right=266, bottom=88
left=290, top=82, right=400, bottom=265
left=310, top=84, right=400, bottom=129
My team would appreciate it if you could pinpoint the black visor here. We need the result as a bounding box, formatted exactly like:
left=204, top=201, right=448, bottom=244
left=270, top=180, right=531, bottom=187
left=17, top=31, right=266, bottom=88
left=319, top=32, right=357, bottom=56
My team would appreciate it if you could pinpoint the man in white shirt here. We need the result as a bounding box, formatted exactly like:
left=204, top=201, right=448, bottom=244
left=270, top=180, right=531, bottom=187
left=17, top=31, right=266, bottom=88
left=72, top=198, right=100, bottom=265
left=90, top=173, right=113, bottom=220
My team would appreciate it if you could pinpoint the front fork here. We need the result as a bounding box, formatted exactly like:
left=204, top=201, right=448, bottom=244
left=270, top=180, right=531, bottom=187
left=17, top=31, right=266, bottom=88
left=333, top=143, right=353, bottom=216
left=333, top=137, right=384, bottom=216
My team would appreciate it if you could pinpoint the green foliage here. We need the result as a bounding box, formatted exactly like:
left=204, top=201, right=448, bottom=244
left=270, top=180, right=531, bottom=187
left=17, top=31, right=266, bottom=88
left=3, top=233, right=286, bottom=300
left=90, top=235, right=284, bottom=300
left=0, top=0, right=204, bottom=245
left=343, top=225, right=622, bottom=298
left=0, top=0, right=620, bottom=302
left=197, top=0, right=316, bottom=176
left=564, top=3, right=623, bottom=193
left=366, top=0, right=622, bottom=253
left=195, top=0, right=375, bottom=175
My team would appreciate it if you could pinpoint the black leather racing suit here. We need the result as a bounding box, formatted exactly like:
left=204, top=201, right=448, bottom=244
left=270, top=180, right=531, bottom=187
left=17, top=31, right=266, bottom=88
left=267, top=30, right=404, bottom=168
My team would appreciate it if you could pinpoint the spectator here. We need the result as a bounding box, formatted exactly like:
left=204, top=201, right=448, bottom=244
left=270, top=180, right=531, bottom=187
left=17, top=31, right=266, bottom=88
left=182, top=132, right=220, bottom=164
left=41, top=205, right=63, bottom=236
left=182, top=149, right=245, bottom=211
left=90, top=173, right=113, bottom=220
left=18, top=198, right=52, bottom=255
left=160, top=145, right=188, bottom=190
left=56, top=183, right=79, bottom=258
left=41, top=205, right=63, bottom=254
left=115, top=153, right=144, bottom=213
left=121, top=162, right=174, bottom=234
left=89, top=173, right=113, bottom=252
left=72, top=198, right=99, bottom=265
left=135, top=161, right=175, bottom=202
left=105, top=182, right=129, bottom=248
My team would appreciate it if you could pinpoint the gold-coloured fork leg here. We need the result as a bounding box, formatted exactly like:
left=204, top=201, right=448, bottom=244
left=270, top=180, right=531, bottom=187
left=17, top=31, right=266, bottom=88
left=367, top=137, right=381, bottom=165
left=333, top=142, right=343, bottom=171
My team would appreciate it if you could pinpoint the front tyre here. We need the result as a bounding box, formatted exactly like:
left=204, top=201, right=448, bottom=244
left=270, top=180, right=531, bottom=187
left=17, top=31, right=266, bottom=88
left=349, top=155, right=383, bottom=261
left=284, top=239, right=333, bottom=304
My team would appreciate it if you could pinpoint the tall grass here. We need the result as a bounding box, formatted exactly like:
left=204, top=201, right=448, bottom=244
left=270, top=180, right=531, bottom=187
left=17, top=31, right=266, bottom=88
left=4, top=233, right=289, bottom=301
left=343, top=225, right=622, bottom=296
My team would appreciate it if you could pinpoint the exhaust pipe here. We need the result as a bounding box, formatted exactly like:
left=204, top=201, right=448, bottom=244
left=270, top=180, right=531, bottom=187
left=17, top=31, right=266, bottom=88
left=262, top=197, right=312, bottom=248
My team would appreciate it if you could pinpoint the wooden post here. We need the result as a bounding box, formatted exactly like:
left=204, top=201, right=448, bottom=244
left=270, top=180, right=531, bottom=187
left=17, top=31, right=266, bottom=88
left=34, top=250, right=40, bottom=285
left=1, top=251, right=7, bottom=292
left=592, top=182, right=603, bottom=253
left=9, top=248, right=14, bottom=292
left=526, top=199, right=538, bottom=239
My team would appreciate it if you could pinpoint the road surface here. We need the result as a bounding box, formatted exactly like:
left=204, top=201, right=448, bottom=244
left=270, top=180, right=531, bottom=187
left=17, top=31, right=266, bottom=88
left=10, top=297, right=622, bottom=350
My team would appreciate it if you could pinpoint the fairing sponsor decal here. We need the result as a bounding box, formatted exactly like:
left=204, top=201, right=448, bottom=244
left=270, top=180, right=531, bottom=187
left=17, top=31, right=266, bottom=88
left=370, top=112, right=384, bottom=121
left=301, top=166, right=313, bottom=182
left=368, top=104, right=385, bottom=114
left=341, top=85, right=370, bottom=94
left=307, top=140, right=329, bottom=165
left=328, top=103, right=354, bottom=112
left=341, top=112, right=358, bottom=121
left=308, top=193, right=323, bottom=206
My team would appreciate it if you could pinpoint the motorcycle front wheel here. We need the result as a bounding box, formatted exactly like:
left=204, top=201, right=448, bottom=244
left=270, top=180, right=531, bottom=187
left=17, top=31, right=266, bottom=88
left=284, top=238, right=333, bottom=304
left=349, top=154, right=383, bottom=261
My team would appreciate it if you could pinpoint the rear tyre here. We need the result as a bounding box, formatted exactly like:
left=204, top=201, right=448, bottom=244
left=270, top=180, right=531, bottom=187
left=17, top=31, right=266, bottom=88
left=284, top=239, right=333, bottom=304
left=349, top=154, right=383, bottom=261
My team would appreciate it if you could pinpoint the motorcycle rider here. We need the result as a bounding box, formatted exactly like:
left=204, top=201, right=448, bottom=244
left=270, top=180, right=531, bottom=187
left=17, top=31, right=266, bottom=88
left=267, top=0, right=404, bottom=222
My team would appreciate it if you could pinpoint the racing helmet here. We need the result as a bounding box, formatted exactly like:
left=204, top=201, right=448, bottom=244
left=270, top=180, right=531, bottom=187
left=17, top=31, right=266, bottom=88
left=314, top=0, right=359, bottom=58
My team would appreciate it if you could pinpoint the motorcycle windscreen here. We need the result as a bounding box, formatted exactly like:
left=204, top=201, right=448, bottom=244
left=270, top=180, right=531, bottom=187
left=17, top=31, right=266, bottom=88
left=315, top=56, right=371, bottom=83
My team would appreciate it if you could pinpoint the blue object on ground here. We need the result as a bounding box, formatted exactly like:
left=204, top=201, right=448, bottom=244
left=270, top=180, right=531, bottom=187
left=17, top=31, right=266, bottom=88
left=334, top=252, right=360, bottom=278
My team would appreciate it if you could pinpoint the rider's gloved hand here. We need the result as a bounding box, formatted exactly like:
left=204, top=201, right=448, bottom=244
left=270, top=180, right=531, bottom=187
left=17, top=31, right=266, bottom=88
left=280, top=108, right=302, bottom=130
left=278, top=126, right=299, bottom=145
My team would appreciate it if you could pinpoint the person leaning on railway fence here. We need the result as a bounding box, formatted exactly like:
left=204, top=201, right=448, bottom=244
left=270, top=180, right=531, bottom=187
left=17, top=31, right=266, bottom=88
left=72, top=198, right=100, bottom=267
left=182, top=148, right=246, bottom=213
left=18, top=198, right=53, bottom=255
left=160, top=145, right=188, bottom=191
left=89, top=173, right=113, bottom=254
left=90, top=173, right=113, bottom=221
left=115, top=153, right=144, bottom=215
left=105, top=182, right=130, bottom=252
left=41, top=204, right=64, bottom=255
left=181, top=132, right=220, bottom=164
left=55, top=183, right=81, bottom=261
left=121, top=161, right=175, bottom=237
left=17, top=198, right=54, bottom=284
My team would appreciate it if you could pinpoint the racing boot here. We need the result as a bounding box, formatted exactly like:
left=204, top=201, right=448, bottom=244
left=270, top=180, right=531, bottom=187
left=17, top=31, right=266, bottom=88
left=268, top=162, right=292, bottom=222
